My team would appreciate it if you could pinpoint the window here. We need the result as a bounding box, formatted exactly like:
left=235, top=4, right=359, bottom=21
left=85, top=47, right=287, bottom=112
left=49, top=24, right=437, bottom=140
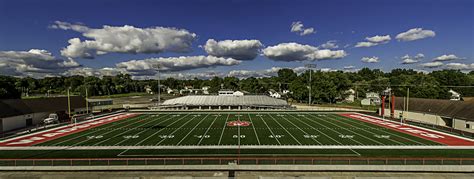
left=466, top=124, right=471, bottom=129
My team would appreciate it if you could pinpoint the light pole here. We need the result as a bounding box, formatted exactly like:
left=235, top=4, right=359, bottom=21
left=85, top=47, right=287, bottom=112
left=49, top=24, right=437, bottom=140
left=305, top=64, right=317, bottom=106
left=152, top=63, right=161, bottom=108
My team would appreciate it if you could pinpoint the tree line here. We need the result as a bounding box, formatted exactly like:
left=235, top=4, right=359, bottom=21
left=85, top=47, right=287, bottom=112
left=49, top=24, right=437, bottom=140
left=1, top=68, right=473, bottom=103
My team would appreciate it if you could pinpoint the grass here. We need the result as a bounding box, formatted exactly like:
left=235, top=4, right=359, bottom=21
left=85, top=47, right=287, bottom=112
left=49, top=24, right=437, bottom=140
left=2, top=112, right=472, bottom=160
left=36, top=112, right=439, bottom=147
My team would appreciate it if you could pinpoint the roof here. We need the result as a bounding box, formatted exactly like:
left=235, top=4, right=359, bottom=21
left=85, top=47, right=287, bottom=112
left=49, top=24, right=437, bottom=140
left=162, top=95, right=289, bottom=107
left=393, top=97, right=474, bottom=121
left=86, top=98, right=113, bottom=102
left=0, top=96, right=87, bottom=118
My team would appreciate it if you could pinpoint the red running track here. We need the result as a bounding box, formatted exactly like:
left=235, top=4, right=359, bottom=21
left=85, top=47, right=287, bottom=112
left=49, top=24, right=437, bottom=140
left=340, top=113, right=474, bottom=146
left=0, top=113, right=138, bottom=146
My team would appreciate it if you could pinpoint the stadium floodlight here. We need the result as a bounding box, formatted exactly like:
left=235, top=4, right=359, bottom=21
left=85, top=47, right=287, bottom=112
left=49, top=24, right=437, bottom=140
left=305, top=64, right=317, bottom=106
left=152, top=63, right=162, bottom=108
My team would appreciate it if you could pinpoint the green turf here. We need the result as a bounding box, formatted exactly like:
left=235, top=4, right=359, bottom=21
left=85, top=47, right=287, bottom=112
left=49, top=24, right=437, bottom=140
left=36, top=112, right=440, bottom=147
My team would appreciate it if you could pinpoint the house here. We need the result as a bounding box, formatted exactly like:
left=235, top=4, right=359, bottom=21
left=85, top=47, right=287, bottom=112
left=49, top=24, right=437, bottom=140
left=344, top=89, right=356, bottom=102
left=361, top=92, right=380, bottom=105
left=144, top=85, right=153, bottom=94
left=202, top=86, right=210, bottom=95
left=449, top=89, right=461, bottom=101
left=0, top=96, right=88, bottom=132
left=167, top=87, right=178, bottom=94
left=268, top=90, right=282, bottom=98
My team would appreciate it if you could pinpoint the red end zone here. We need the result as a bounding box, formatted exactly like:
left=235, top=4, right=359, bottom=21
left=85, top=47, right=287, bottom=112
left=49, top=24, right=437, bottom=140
left=0, top=113, right=138, bottom=147
left=340, top=113, right=474, bottom=146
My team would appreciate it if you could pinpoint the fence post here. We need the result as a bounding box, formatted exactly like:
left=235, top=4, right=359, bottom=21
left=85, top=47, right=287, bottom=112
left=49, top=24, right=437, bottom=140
left=70, top=159, right=72, bottom=166
left=126, top=159, right=129, bottom=165
left=145, top=159, right=148, bottom=165
left=14, top=160, right=16, bottom=166
left=89, top=159, right=91, bottom=166
left=51, top=160, right=54, bottom=166
left=33, top=160, right=35, bottom=166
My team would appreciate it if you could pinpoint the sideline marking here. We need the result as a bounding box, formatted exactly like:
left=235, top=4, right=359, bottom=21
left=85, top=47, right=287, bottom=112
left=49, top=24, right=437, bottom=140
left=0, top=113, right=137, bottom=146
left=340, top=113, right=474, bottom=146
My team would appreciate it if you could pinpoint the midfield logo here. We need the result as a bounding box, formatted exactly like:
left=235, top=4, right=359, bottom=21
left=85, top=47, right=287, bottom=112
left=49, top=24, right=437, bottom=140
left=227, top=120, right=251, bottom=127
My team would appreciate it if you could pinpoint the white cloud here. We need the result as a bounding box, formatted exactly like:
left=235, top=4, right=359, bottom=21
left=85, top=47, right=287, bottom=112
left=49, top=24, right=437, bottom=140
left=49, top=21, right=89, bottom=32
left=343, top=65, right=355, bottom=69
left=361, top=56, right=380, bottom=63
left=355, top=35, right=391, bottom=48
left=401, top=53, right=424, bottom=64
left=0, top=49, right=80, bottom=77
left=63, top=67, right=124, bottom=77
left=366, top=35, right=391, bottom=43
left=116, top=56, right=241, bottom=73
left=433, top=54, right=463, bottom=61
left=319, top=40, right=339, bottom=49
left=396, top=28, right=436, bottom=41
left=355, top=42, right=378, bottom=48
left=53, top=21, right=197, bottom=59
left=262, top=42, right=347, bottom=61
left=290, top=21, right=315, bottom=36
left=445, top=63, right=474, bottom=70
left=421, top=61, right=443, bottom=68
left=203, top=39, right=263, bottom=60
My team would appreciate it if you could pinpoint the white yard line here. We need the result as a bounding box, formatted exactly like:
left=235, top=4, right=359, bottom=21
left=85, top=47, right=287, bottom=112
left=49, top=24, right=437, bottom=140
left=238, top=115, right=241, bottom=146
left=355, top=113, right=474, bottom=142
left=196, top=114, right=220, bottom=145
left=247, top=113, right=261, bottom=145
left=303, top=112, right=364, bottom=145
left=282, top=112, right=322, bottom=145
left=311, top=114, right=385, bottom=145
left=217, top=114, right=230, bottom=145
left=267, top=114, right=302, bottom=145
left=258, top=113, right=281, bottom=145
left=328, top=114, right=406, bottom=145
left=176, top=114, right=210, bottom=145
left=290, top=114, right=343, bottom=145
left=154, top=115, right=198, bottom=146
left=51, top=114, right=151, bottom=146
left=112, top=114, right=189, bottom=146
left=0, top=112, right=126, bottom=143
left=92, top=114, right=170, bottom=146
left=129, top=114, right=191, bottom=146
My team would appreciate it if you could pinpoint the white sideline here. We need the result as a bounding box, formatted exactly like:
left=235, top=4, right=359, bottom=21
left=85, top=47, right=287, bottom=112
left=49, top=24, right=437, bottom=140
left=0, top=112, right=129, bottom=143
left=0, top=145, right=473, bottom=150
left=354, top=113, right=474, bottom=142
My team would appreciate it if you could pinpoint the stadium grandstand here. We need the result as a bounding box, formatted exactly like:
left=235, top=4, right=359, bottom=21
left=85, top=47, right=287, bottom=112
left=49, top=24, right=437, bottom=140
left=381, top=97, right=474, bottom=133
left=161, top=90, right=290, bottom=110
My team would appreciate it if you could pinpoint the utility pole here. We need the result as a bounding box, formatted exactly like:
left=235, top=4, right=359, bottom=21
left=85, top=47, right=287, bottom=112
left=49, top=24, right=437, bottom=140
left=152, top=63, right=161, bottom=108
left=305, top=64, right=317, bottom=106
left=85, top=86, right=89, bottom=114
left=67, top=88, right=71, bottom=120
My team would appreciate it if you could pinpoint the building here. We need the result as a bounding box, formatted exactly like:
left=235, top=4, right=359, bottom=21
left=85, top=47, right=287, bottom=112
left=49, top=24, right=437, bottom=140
left=161, top=93, right=289, bottom=110
left=380, top=97, right=474, bottom=132
left=268, top=90, right=282, bottom=99
left=344, top=89, right=356, bottom=102
left=363, top=92, right=380, bottom=105
left=449, top=89, right=461, bottom=101
left=0, top=96, right=88, bottom=132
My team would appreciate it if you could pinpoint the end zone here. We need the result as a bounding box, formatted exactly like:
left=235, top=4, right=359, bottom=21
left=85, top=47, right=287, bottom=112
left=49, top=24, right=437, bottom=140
left=0, top=113, right=138, bottom=147
left=340, top=113, right=474, bottom=146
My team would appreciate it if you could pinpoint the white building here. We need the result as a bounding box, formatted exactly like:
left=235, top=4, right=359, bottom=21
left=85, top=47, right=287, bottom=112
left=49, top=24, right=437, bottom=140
left=449, top=89, right=461, bottom=101
left=344, top=89, right=356, bottom=102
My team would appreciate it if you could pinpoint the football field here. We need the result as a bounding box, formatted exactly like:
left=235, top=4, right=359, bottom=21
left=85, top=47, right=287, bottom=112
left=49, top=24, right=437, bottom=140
left=2, top=111, right=474, bottom=159
left=35, top=112, right=441, bottom=147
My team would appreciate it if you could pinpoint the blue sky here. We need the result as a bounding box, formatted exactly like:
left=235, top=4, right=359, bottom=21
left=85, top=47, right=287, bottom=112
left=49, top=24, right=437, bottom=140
left=0, top=0, right=473, bottom=79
